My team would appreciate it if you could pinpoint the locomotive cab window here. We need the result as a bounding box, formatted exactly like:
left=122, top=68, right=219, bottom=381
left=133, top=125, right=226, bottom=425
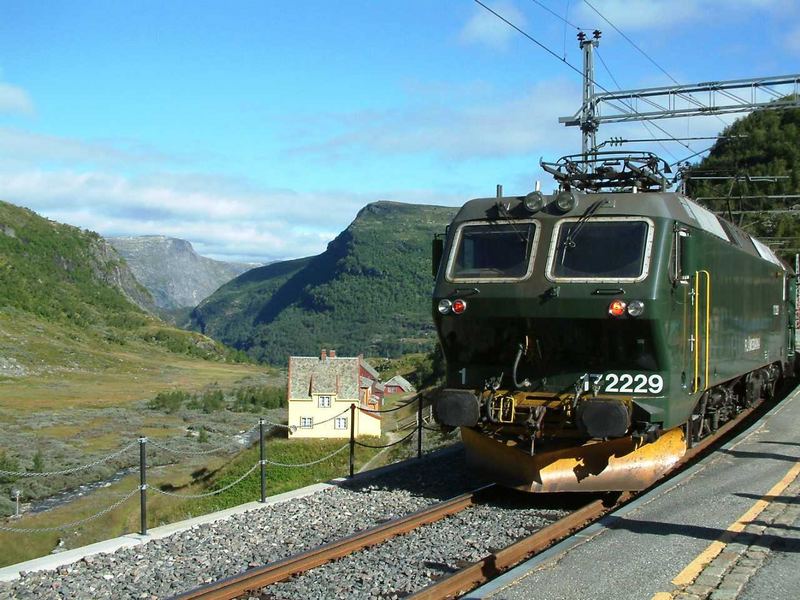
left=446, top=220, right=539, bottom=282
left=547, top=217, right=655, bottom=282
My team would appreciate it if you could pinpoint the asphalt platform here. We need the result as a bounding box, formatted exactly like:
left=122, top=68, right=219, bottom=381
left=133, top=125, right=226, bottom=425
left=467, top=385, right=800, bottom=600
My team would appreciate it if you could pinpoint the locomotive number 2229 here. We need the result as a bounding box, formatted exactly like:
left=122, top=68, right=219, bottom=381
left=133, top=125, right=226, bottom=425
left=582, top=373, right=664, bottom=395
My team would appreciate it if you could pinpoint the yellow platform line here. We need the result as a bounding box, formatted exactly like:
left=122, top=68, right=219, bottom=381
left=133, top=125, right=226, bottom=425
left=651, top=459, right=800, bottom=598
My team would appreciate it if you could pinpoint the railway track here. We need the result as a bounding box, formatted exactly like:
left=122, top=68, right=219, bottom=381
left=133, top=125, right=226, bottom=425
left=172, top=401, right=765, bottom=600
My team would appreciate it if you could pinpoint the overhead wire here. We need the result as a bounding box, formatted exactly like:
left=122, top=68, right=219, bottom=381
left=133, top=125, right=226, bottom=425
left=581, top=0, right=730, bottom=130
left=594, top=48, right=678, bottom=161
left=473, top=0, right=693, bottom=151
left=530, top=0, right=584, bottom=30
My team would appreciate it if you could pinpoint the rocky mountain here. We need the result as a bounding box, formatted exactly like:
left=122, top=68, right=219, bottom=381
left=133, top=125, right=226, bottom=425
left=108, top=236, right=257, bottom=310
left=189, top=201, right=457, bottom=364
left=0, top=200, right=244, bottom=377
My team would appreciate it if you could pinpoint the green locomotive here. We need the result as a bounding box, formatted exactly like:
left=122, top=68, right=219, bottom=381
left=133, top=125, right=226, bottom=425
left=431, top=153, right=796, bottom=492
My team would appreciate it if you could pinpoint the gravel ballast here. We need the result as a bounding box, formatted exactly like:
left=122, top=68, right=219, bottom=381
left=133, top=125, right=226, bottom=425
left=1, top=448, right=518, bottom=599
left=259, top=497, right=568, bottom=600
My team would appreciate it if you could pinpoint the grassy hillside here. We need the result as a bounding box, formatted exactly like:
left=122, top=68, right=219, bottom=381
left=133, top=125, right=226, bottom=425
left=0, top=200, right=246, bottom=369
left=190, top=201, right=457, bottom=364
left=686, top=105, right=800, bottom=259
left=0, top=200, right=276, bottom=528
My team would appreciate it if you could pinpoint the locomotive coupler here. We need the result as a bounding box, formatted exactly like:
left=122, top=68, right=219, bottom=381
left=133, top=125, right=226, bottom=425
left=571, top=374, right=588, bottom=408
left=526, top=405, right=547, bottom=456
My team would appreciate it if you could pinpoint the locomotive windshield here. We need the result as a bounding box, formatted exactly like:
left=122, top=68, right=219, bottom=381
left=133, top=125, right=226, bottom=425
left=549, top=218, right=652, bottom=280
left=448, top=221, right=537, bottom=281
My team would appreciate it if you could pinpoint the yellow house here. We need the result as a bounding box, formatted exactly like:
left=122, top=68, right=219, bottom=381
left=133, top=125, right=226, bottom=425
left=287, top=349, right=382, bottom=439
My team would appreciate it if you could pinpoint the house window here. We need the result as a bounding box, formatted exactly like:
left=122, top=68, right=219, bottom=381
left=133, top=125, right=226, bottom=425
left=300, top=417, right=313, bottom=429
left=334, top=417, right=348, bottom=430
left=318, top=395, right=332, bottom=408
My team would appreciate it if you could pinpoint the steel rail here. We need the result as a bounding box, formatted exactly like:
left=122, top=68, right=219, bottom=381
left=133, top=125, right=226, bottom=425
left=170, top=484, right=495, bottom=600
left=173, top=400, right=765, bottom=600
left=406, top=402, right=763, bottom=599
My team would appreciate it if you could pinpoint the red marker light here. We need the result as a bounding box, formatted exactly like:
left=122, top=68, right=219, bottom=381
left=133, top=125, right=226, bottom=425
left=452, top=299, right=467, bottom=314
left=608, top=299, right=626, bottom=317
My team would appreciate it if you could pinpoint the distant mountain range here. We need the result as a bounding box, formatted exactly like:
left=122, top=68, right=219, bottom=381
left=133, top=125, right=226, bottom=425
left=0, top=200, right=244, bottom=377
left=108, top=236, right=258, bottom=311
left=189, top=201, right=457, bottom=364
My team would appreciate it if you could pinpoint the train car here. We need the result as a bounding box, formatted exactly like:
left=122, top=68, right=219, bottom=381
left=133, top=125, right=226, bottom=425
left=431, top=153, right=796, bottom=492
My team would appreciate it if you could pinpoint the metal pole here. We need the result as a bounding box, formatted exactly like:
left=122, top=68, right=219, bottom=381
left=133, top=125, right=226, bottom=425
left=259, top=418, right=266, bottom=503
left=417, top=394, right=423, bottom=459
left=579, top=31, right=601, bottom=165
left=349, top=403, right=356, bottom=478
left=139, top=437, right=147, bottom=536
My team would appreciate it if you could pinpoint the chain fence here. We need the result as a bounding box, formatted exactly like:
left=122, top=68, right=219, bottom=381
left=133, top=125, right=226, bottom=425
left=147, top=438, right=244, bottom=457
left=264, top=443, right=350, bottom=467
left=150, top=463, right=261, bottom=499
left=0, top=441, right=139, bottom=478
left=2, top=394, right=440, bottom=538
left=0, top=488, right=140, bottom=533
left=355, top=428, right=417, bottom=449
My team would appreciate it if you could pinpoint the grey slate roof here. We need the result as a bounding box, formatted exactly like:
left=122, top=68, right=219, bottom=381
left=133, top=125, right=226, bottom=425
left=360, top=359, right=381, bottom=381
left=288, top=356, right=360, bottom=399
left=385, top=374, right=416, bottom=392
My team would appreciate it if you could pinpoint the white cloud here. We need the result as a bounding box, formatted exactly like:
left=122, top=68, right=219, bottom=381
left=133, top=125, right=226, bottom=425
left=459, top=1, right=528, bottom=50
left=0, top=82, right=34, bottom=115
left=0, top=127, right=174, bottom=167
left=291, top=79, right=582, bottom=161
left=0, top=168, right=458, bottom=263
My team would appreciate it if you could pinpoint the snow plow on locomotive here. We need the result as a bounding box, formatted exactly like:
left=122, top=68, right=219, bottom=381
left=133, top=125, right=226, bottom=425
left=430, top=153, right=797, bottom=492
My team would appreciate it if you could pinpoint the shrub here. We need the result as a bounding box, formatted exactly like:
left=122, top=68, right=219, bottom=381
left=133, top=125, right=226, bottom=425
left=147, top=390, right=190, bottom=413
left=233, top=386, right=287, bottom=412
left=0, top=450, right=20, bottom=483
left=188, top=389, right=225, bottom=413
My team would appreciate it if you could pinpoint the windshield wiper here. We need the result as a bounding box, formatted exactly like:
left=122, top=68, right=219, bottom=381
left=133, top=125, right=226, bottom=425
left=559, top=199, right=609, bottom=251
left=495, top=201, right=529, bottom=246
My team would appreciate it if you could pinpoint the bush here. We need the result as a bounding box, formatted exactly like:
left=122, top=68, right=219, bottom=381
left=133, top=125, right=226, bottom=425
left=147, top=390, right=190, bottom=413
left=187, top=389, right=225, bottom=413
left=198, top=427, right=209, bottom=444
left=0, top=450, right=20, bottom=483
left=31, top=450, right=44, bottom=473
left=233, top=386, right=287, bottom=412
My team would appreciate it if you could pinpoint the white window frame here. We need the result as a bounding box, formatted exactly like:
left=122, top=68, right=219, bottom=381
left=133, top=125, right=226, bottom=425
left=334, top=417, right=348, bottom=430
left=545, top=216, right=655, bottom=284
left=445, top=219, right=541, bottom=284
left=318, top=395, right=332, bottom=408
left=300, top=417, right=313, bottom=429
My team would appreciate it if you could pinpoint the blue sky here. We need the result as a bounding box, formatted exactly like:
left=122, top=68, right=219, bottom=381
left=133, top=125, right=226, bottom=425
left=0, top=0, right=798, bottom=262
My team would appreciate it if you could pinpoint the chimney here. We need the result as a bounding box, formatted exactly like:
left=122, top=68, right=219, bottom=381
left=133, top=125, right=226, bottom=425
left=330, top=349, right=336, bottom=358
left=320, top=348, right=327, bottom=361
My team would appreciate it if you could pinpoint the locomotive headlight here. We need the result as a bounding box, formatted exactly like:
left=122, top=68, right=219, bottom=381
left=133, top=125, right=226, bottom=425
left=555, top=190, right=578, bottom=213
left=452, top=299, right=467, bottom=314
left=608, top=299, right=627, bottom=317
left=437, top=299, right=453, bottom=314
left=522, top=191, right=545, bottom=213
left=626, top=300, right=645, bottom=317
